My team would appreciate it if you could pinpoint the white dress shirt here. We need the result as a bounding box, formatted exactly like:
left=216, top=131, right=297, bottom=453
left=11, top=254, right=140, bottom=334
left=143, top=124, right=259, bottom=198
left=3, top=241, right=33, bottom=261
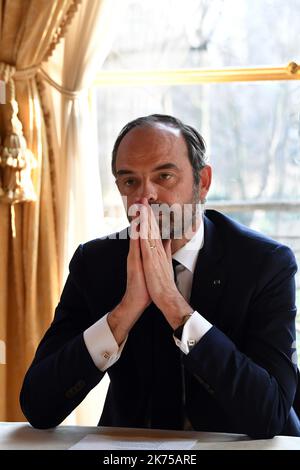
left=84, top=220, right=212, bottom=371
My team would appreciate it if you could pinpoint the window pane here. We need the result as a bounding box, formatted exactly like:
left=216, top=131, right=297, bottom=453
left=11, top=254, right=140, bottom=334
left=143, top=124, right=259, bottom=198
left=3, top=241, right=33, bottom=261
left=103, top=0, right=300, bottom=70
left=95, top=80, right=300, bottom=313
left=96, top=81, right=300, bottom=206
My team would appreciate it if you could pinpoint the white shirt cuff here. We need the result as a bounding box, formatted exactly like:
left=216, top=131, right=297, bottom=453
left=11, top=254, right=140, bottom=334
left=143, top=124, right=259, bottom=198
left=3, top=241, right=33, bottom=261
left=173, top=311, right=212, bottom=355
left=83, top=313, right=127, bottom=371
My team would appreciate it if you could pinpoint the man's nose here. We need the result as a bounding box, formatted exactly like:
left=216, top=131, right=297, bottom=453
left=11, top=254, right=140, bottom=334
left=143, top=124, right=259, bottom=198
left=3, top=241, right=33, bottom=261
left=137, top=180, right=158, bottom=203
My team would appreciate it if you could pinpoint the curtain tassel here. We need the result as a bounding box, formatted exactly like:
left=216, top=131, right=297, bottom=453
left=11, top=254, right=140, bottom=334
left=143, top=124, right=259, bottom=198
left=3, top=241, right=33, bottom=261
left=0, top=63, right=37, bottom=204
left=0, top=132, right=37, bottom=204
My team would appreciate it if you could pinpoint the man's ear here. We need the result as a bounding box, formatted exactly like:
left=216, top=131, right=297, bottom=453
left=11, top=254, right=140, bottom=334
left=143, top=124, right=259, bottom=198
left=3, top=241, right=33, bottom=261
left=199, top=165, right=212, bottom=202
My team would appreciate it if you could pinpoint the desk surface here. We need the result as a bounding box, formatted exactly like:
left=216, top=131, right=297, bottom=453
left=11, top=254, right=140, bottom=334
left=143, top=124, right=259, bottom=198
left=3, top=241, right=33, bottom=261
left=1, top=422, right=300, bottom=450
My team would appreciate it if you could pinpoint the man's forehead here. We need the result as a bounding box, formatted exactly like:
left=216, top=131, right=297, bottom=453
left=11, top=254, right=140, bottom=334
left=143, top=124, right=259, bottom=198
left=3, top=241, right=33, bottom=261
left=123, top=122, right=182, bottom=142
left=150, top=122, right=181, bottom=136
left=115, top=123, right=188, bottom=169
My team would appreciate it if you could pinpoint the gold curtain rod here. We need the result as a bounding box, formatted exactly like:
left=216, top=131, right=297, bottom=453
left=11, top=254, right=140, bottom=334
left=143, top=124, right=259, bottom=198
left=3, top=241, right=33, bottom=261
left=94, top=61, right=300, bottom=86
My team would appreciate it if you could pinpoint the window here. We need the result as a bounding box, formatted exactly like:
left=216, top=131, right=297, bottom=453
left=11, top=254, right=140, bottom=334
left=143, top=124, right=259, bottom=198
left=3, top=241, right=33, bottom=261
left=92, top=0, right=300, bottom=348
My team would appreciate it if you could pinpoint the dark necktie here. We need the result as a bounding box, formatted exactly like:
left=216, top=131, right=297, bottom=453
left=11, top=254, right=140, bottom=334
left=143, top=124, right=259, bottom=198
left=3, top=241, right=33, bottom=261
left=147, top=258, right=185, bottom=429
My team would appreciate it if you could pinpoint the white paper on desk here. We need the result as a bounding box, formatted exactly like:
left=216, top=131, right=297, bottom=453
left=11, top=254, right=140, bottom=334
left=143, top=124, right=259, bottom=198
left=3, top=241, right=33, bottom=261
left=69, top=434, right=197, bottom=450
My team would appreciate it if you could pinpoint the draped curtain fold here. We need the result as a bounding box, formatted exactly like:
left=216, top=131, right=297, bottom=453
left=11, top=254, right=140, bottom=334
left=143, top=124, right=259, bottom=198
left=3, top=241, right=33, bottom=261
left=39, top=0, right=120, bottom=284
left=42, top=0, right=121, bottom=424
left=58, top=0, right=114, bottom=282
left=0, top=0, right=119, bottom=423
left=0, top=0, right=80, bottom=421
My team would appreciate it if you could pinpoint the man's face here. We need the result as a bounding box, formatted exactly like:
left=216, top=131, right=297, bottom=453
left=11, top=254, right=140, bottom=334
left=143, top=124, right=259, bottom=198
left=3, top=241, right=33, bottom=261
left=114, top=124, right=205, bottom=239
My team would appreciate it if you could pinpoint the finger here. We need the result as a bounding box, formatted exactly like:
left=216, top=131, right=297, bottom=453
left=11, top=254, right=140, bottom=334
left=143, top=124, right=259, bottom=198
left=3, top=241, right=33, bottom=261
left=149, top=205, right=160, bottom=242
left=139, top=203, right=156, bottom=259
left=142, top=198, right=160, bottom=243
left=128, top=220, right=141, bottom=263
left=128, top=202, right=141, bottom=224
left=139, top=208, right=154, bottom=260
left=129, top=217, right=139, bottom=242
left=138, top=202, right=150, bottom=242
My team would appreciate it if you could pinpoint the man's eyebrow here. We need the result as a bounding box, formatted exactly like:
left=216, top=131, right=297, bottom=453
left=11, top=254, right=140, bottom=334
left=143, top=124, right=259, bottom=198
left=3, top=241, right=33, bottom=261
left=153, top=163, right=180, bottom=171
left=116, top=169, right=135, bottom=176
left=116, top=163, right=180, bottom=176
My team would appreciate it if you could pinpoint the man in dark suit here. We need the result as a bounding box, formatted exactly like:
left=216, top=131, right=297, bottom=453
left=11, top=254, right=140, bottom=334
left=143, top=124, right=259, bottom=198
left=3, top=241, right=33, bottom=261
left=20, top=114, right=300, bottom=438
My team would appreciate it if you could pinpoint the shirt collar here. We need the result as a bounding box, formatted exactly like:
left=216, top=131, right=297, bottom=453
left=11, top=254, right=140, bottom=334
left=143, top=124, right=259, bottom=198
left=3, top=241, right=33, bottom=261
left=172, top=219, right=204, bottom=274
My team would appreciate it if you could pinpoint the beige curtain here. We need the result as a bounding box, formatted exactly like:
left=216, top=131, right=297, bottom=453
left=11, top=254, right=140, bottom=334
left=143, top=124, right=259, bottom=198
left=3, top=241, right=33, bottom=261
left=59, top=0, right=112, bottom=282
left=41, top=0, right=121, bottom=284
left=0, top=0, right=81, bottom=421
left=42, top=0, right=121, bottom=425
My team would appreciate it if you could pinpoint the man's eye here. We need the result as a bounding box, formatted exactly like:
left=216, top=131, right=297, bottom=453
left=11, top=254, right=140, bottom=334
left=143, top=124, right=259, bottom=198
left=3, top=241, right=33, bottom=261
left=159, top=173, right=172, bottom=180
left=124, top=178, right=136, bottom=188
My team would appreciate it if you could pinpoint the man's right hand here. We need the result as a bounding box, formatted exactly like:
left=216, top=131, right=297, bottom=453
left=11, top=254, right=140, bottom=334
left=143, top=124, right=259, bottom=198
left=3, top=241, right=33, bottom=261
left=107, top=218, right=151, bottom=345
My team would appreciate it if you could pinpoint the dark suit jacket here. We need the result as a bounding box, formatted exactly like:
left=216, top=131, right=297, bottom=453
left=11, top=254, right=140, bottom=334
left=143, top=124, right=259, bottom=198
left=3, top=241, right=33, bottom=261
left=20, top=210, right=300, bottom=438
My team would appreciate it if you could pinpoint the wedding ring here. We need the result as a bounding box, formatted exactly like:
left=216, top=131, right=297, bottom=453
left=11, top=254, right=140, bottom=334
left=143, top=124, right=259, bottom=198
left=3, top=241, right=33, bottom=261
left=149, top=244, right=156, bottom=249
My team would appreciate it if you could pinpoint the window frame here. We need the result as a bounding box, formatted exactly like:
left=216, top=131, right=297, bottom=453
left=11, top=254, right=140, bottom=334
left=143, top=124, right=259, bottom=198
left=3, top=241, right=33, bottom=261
left=94, top=61, right=300, bottom=86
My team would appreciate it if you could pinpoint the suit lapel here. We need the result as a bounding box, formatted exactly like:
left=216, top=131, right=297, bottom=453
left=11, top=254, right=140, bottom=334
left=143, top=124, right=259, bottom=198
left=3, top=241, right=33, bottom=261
left=190, top=215, right=227, bottom=325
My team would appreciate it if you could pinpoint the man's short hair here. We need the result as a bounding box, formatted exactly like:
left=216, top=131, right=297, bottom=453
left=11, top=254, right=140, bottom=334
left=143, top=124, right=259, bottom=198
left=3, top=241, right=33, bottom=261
left=111, top=114, right=207, bottom=186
